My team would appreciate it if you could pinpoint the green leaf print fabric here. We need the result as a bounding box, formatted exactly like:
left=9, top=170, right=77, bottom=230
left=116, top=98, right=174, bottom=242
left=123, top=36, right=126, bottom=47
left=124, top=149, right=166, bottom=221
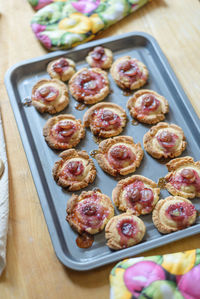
left=29, top=0, right=151, bottom=51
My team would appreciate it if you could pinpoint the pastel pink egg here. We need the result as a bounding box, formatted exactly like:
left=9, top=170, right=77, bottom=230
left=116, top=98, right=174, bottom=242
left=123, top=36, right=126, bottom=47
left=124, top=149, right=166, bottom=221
left=177, top=264, right=200, bottom=299
left=124, top=261, right=165, bottom=297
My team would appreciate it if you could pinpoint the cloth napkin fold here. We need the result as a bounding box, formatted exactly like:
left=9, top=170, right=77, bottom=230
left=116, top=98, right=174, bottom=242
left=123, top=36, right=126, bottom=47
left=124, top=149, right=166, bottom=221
left=29, top=0, right=152, bottom=51
left=110, top=249, right=200, bottom=299
left=0, top=110, right=9, bottom=276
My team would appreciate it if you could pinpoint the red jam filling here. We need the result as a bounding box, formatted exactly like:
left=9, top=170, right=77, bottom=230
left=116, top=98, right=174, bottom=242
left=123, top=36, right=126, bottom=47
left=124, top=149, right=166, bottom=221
left=35, top=86, right=59, bottom=102
left=125, top=180, right=154, bottom=212
left=137, top=94, right=160, bottom=115
left=168, top=169, right=200, bottom=193
left=118, top=60, right=143, bottom=83
left=117, top=218, right=138, bottom=247
left=60, top=160, right=84, bottom=179
left=91, top=46, right=106, bottom=67
left=52, top=58, right=69, bottom=73
left=75, top=195, right=109, bottom=231
left=53, top=120, right=76, bottom=142
left=73, top=70, right=105, bottom=98
left=156, top=130, right=178, bottom=151
left=166, top=202, right=196, bottom=225
left=92, top=109, right=121, bottom=131
left=108, top=145, right=136, bottom=170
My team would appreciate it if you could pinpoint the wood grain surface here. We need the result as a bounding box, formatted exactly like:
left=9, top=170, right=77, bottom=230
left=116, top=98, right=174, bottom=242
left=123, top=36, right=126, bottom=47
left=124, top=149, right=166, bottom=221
left=0, top=0, right=200, bottom=298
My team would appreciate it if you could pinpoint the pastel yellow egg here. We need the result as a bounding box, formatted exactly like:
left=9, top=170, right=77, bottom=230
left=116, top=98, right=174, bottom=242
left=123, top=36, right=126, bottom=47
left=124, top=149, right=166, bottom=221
left=58, top=13, right=91, bottom=34
left=90, top=13, right=104, bottom=34
left=162, top=250, right=196, bottom=275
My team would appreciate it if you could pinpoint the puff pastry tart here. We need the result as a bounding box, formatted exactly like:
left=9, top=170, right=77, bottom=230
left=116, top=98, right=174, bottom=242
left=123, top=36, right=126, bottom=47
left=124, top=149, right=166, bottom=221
left=47, top=57, right=75, bottom=82
left=96, top=136, right=144, bottom=176
left=105, top=212, right=146, bottom=250
left=165, top=156, right=200, bottom=199
left=69, top=68, right=110, bottom=105
left=52, top=149, right=96, bottom=191
left=152, top=196, right=197, bottom=234
left=66, top=190, right=114, bottom=234
left=43, top=114, right=85, bottom=150
left=127, top=89, right=169, bottom=124
left=83, top=102, right=127, bottom=138
left=31, top=79, right=69, bottom=114
left=110, top=56, right=148, bottom=90
left=112, top=175, right=160, bottom=216
left=86, top=46, right=113, bottom=69
left=143, top=122, right=186, bottom=159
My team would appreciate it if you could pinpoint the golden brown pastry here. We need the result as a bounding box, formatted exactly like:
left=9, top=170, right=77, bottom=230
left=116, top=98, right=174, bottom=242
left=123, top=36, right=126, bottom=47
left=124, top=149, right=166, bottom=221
left=105, top=212, right=146, bottom=250
left=112, top=175, right=160, bottom=216
left=31, top=79, right=69, bottom=114
left=52, top=149, right=96, bottom=191
left=69, top=68, right=110, bottom=105
left=96, top=136, right=144, bottom=176
left=83, top=102, right=127, bottom=138
left=152, top=196, right=197, bottom=234
left=66, top=190, right=114, bottom=234
left=165, top=156, right=200, bottom=199
left=110, top=56, right=148, bottom=90
left=143, top=122, right=186, bottom=159
left=47, top=57, right=75, bottom=82
left=86, top=46, right=113, bottom=69
left=127, top=89, right=169, bottom=124
left=43, top=114, right=85, bottom=150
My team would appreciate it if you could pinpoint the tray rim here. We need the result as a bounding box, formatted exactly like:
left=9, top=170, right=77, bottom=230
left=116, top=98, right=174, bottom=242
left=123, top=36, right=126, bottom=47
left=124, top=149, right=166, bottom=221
left=4, top=31, right=200, bottom=271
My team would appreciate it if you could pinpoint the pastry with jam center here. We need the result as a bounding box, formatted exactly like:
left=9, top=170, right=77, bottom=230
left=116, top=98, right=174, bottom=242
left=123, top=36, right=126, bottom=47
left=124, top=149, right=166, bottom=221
left=110, top=56, right=148, bottom=90
left=113, top=175, right=160, bottom=216
left=83, top=102, right=127, bottom=138
left=143, top=122, right=186, bottom=159
left=69, top=68, right=110, bottom=105
left=52, top=149, right=96, bottom=191
left=66, top=190, right=114, bottom=234
left=43, top=114, right=85, bottom=150
left=86, top=46, right=113, bottom=69
left=47, top=57, right=75, bottom=82
left=165, top=156, right=200, bottom=199
left=127, top=89, right=169, bottom=124
left=152, top=196, right=197, bottom=234
left=105, top=212, right=146, bottom=250
left=96, top=136, right=144, bottom=176
left=31, top=79, right=69, bottom=114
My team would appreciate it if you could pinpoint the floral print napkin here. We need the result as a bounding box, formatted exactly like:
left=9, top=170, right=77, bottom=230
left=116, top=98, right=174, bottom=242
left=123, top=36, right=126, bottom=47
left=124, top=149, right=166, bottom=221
left=110, top=249, right=200, bottom=299
left=29, top=0, right=151, bottom=51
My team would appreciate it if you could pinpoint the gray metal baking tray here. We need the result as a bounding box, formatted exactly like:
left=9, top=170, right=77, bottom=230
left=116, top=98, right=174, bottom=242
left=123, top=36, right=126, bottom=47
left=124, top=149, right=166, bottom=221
left=5, top=32, right=200, bottom=271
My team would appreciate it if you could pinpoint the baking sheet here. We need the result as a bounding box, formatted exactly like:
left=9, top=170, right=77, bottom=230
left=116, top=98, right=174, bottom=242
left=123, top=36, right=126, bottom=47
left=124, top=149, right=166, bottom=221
left=5, top=32, right=200, bottom=271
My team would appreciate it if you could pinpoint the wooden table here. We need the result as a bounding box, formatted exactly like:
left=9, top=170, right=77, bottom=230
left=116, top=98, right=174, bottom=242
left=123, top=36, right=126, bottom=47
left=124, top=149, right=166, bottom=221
left=1, top=0, right=200, bottom=298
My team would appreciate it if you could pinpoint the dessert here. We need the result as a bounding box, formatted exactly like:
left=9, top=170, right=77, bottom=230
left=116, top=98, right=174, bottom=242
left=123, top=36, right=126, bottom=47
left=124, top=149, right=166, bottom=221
left=152, top=196, right=197, bottom=234
left=112, top=175, right=160, bottom=216
left=43, top=114, right=85, bottom=150
left=96, top=136, right=144, bottom=176
left=127, top=89, right=169, bottom=124
left=53, top=149, right=96, bottom=191
left=143, top=122, right=186, bottom=159
left=66, top=190, right=114, bottom=234
left=69, top=68, right=110, bottom=104
left=47, top=57, right=75, bottom=82
left=165, top=156, right=200, bottom=198
left=86, top=46, right=113, bottom=69
left=31, top=79, right=69, bottom=114
left=105, top=212, right=146, bottom=250
left=110, top=56, right=148, bottom=90
left=83, top=102, right=127, bottom=138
